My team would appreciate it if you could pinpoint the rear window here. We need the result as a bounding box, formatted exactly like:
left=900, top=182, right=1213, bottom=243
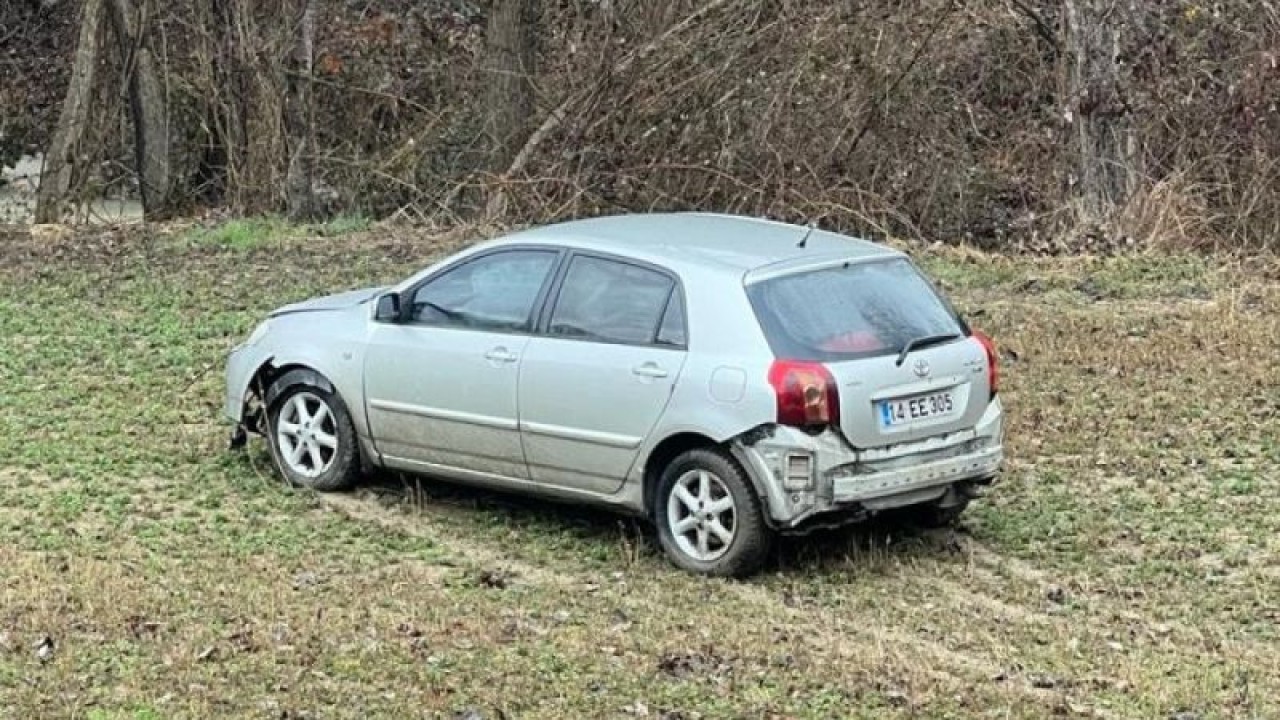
left=746, top=258, right=965, bottom=362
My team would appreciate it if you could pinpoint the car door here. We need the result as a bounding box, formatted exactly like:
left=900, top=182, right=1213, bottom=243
left=364, top=248, right=560, bottom=480
left=518, top=254, right=688, bottom=494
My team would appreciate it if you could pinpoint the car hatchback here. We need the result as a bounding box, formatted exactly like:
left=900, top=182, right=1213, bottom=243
left=225, top=213, right=1003, bottom=576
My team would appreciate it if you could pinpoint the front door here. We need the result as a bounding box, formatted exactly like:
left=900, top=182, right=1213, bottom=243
left=518, top=254, right=688, bottom=494
left=364, top=248, right=560, bottom=480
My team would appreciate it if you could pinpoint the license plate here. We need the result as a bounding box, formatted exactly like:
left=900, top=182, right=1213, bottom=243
left=879, top=390, right=956, bottom=427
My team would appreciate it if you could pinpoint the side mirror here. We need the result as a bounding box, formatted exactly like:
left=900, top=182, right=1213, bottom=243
left=374, top=292, right=403, bottom=323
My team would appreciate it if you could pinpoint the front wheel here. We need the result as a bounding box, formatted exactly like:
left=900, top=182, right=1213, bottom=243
left=267, top=384, right=360, bottom=491
left=654, top=448, right=773, bottom=577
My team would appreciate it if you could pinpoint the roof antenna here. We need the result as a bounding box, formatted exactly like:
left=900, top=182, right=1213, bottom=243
left=796, top=221, right=816, bottom=249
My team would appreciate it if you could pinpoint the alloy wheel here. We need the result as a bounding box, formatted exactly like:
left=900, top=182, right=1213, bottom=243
left=275, top=391, right=339, bottom=478
left=666, top=469, right=737, bottom=562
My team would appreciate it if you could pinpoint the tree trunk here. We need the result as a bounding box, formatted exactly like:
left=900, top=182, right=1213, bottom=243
left=194, top=0, right=245, bottom=207
left=104, top=0, right=173, bottom=219
left=35, top=0, right=104, bottom=224
left=285, top=0, right=318, bottom=220
left=1062, top=0, right=1135, bottom=224
left=482, top=0, right=538, bottom=220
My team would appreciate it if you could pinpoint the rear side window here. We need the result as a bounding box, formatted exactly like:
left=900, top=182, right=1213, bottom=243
left=747, top=258, right=964, bottom=362
left=655, top=290, right=687, bottom=348
left=550, top=256, right=677, bottom=346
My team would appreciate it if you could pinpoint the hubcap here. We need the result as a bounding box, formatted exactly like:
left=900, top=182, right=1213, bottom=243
left=275, top=391, right=338, bottom=478
left=667, top=469, right=736, bottom=562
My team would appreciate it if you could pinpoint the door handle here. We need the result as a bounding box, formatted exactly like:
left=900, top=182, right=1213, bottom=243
left=632, top=362, right=669, bottom=379
left=485, top=347, right=519, bottom=364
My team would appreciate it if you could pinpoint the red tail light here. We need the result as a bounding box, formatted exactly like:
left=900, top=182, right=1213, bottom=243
left=768, top=360, right=840, bottom=428
left=973, top=331, right=999, bottom=398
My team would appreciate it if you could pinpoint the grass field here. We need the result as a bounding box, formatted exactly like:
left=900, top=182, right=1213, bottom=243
left=0, top=223, right=1277, bottom=719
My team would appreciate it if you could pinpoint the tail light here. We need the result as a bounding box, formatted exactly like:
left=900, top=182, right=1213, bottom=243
left=972, top=331, right=999, bottom=399
left=768, top=360, right=840, bottom=428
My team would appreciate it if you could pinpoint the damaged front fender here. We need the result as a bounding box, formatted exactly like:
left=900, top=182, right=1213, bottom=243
left=224, top=342, right=273, bottom=426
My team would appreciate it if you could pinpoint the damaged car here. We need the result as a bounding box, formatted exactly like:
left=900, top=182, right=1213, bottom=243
left=224, top=213, right=1003, bottom=576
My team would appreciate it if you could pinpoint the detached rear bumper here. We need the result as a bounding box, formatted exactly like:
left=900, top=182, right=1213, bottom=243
left=731, top=399, right=1003, bottom=529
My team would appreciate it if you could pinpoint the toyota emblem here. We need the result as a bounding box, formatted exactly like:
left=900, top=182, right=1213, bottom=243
left=912, top=358, right=931, bottom=378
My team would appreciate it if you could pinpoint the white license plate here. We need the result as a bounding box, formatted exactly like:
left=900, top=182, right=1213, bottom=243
left=879, top=390, right=956, bottom=427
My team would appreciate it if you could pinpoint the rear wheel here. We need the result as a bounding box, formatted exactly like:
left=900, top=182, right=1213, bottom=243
left=267, top=384, right=360, bottom=491
left=654, top=448, right=773, bottom=577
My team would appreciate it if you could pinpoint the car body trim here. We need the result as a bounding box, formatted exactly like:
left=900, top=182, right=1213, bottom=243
left=519, top=420, right=642, bottom=449
left=368, top=398, right=519, bottom=431
left=382, top=454, right=614, bottom=501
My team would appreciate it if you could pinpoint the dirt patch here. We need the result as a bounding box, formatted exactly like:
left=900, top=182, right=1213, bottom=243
left=317, top=490, right=570, bottom=588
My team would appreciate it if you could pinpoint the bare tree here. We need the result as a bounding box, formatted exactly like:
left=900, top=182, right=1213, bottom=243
left=1062, top=0, right=1136, bottom=225
left=482, top=0, right=538, bottom=220
left=285, top=0, right=319, bottom=220
left=104, top=0, right=173, bottom=218
left=35, top=0, right=104, bottom=224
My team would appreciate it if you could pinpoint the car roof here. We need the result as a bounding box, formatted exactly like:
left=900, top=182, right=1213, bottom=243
left=496, top=213, right=901, bottom=277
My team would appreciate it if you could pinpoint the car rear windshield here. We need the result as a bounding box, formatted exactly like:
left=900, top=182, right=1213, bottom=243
left=746, top=257, right=966, bottom=362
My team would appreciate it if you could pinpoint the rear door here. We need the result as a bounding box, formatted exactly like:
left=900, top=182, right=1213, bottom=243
left=517, top=254, right=688, bottom=494
left=746, top=257, right=991, bottom=448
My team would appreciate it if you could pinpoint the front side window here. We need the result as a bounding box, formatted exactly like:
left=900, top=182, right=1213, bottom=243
left=411, top=249, right=557, bottom=332
left=747, top=258, right=964, bottom=362
left=549, top=256, right=677, bottom=346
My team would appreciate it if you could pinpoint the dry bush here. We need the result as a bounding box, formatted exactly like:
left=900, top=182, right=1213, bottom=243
left=8, top=0, right=1280, bottom=251
left=0, top=1, right=77, bottom=167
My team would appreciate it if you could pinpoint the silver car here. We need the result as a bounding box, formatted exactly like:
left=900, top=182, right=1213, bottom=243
left=225, top=213, right=1003, bottom=576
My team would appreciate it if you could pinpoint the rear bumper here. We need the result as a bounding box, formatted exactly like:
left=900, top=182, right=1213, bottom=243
left=831, top=444, right=1002, bottom=506
left=731, top=399, right=1003, bottom=528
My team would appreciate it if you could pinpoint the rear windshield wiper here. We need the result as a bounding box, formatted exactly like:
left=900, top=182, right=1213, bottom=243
left=895, top=333, right=961, bottom=366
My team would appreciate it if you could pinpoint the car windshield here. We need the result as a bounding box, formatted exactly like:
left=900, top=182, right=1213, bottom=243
left=746, top=257, right=965, bottom=362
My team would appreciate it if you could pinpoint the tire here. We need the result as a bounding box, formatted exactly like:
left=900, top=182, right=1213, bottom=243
left=266, top=382, right=361, bottom=491
left=654, top=448, right=773, bottom=577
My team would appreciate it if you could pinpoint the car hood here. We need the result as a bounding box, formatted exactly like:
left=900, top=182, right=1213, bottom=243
left=270, top=286, right=385, bottom=317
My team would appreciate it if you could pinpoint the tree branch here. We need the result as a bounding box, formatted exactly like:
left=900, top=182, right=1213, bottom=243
left=1008, top=0, right=1060, bottom=57
left=482, top=0, right=732, bottom=221
left=842, top=1, right=960, bottom=160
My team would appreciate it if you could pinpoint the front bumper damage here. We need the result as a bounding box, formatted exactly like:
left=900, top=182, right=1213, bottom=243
left=224, top=342, right=270, bottom=450
left=731, top=401, right=1004, bottom=531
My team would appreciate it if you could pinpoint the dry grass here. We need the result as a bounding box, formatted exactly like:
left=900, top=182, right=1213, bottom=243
left=0, top=224, right=1276, bottom=718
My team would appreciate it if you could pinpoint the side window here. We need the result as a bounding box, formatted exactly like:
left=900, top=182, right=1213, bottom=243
left=410, top=250, right=556, bottom=332
left=549, top=256, right=675, bottom=345
left=656, top=290, right=687, bottom=348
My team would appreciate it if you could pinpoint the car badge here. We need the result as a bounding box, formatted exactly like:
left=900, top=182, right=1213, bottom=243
left=912, top=358, right=931, bottom=378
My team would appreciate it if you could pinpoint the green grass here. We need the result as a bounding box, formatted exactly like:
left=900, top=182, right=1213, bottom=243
left=0, top=223, right=1277, bottom=718
left=182, top=213, right=372, bottom=249
left=314, top=213, right=373, bottom=237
